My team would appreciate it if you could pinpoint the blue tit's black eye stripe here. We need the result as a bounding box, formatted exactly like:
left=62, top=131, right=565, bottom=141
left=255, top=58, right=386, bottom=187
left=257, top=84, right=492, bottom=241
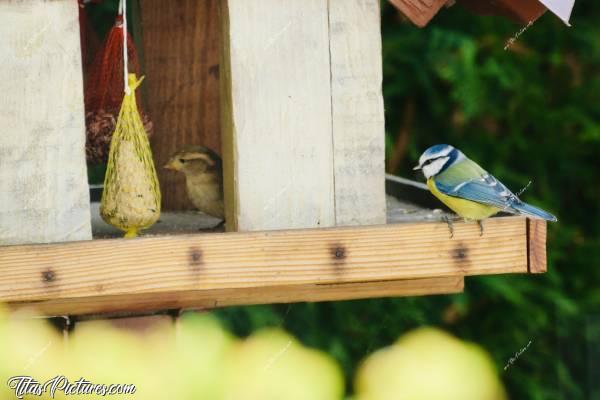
left=424, top=156, right=444, bottom=165
left=438, top=149, right=459, bottom=174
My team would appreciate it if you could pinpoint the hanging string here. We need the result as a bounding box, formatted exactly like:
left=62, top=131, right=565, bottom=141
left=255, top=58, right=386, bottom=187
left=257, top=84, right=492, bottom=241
left=119, top=0, right=130, bottom=95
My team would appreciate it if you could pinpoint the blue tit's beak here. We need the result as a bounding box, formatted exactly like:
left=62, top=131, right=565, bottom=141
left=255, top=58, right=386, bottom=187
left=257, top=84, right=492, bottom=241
left=413, top=164, right=422, bottom=170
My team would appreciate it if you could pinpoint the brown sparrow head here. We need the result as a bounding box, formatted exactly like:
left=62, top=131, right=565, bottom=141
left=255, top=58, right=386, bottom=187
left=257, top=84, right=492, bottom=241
left=164, top=146, right=224, bottom=220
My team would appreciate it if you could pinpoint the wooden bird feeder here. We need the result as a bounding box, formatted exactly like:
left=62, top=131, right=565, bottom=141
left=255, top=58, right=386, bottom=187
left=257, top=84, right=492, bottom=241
left=0, top=0, right=559, bottom=320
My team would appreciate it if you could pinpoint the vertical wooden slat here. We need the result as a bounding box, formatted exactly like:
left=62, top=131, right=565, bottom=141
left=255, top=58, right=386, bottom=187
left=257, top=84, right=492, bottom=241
left=329, top=0, right=386, bottom=226
left=220, top=0, right=335, bottom=231
left=218, top=0, right=236, bottom=231
left=527, top=218, right=547, bottom=274
left=140, top=0, right=221, bottom=211
left=0, top=0, right=92, bottom=245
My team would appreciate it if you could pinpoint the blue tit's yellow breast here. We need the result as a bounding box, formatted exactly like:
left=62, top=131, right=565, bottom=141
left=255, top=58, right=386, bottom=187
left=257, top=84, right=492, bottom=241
left=427, top=178, right=499, bottom=221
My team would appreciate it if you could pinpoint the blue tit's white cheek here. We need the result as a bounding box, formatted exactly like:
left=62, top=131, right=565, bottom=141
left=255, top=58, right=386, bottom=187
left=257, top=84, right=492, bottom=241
left=422, top=157, right=449, bottom=178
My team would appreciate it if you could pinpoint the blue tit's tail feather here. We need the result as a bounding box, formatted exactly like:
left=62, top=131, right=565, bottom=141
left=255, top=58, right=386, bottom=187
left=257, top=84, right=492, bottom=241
left=511, top=202, right=557, bottom=222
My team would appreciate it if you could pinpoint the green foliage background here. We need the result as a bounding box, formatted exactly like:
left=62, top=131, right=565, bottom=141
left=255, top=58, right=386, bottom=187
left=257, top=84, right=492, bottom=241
left=86, top=1, right=599, bottom=398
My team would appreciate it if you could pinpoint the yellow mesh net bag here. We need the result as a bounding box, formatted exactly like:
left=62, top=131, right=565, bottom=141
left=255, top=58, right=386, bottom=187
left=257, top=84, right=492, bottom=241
left=100, top=73, right=161, bottom=238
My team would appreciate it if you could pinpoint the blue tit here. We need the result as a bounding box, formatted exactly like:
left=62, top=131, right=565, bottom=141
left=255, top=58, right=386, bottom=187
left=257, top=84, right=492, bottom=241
left=414, top=144, right=556, bottom=235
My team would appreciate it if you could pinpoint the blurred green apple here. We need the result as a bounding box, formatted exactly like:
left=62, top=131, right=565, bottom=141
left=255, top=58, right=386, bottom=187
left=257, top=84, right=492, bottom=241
left=171, top=313, right=235, bottom=399
left=0, top=308, right=65, bottom=400
left=355, top=327, right=507, bottom=400
left=223, top=328, right=344, bottom=400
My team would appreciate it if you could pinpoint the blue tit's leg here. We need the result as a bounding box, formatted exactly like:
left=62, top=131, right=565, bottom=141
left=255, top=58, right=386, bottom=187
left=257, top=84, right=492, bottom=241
left=478, top=220, right=484, bottom=237
left=442, top=215, right=455, bottom=239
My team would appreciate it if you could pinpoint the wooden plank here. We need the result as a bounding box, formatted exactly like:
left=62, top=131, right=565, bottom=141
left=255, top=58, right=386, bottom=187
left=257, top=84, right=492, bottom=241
left=388, top=0, right=448, bottom=27
left=220, top=0, right=335, bottom=231
left=328, top=0, right=386, bottom=226
left=0, top=217, right=527, bottom=310
left=8, top=277, right=464, bottom=317
left=0, top=0, right=92, bottom=245
left=140, top=0, right=221, bottom=211
left=527, top=218, right=547, bottom=274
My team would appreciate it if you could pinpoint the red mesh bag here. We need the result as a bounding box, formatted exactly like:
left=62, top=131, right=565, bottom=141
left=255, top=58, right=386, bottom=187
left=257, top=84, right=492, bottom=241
left=84, top=13, right=153, bottom=164
left=85, top=15, right=142, bottom=114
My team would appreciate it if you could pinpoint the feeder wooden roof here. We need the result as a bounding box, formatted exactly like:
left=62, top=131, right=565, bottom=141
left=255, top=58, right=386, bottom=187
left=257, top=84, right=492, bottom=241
left=390, top=0, right=575, bottom=27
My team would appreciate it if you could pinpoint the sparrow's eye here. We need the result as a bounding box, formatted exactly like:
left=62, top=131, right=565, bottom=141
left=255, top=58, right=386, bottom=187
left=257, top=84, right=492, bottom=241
left=179, top=158, right=186, bottom=164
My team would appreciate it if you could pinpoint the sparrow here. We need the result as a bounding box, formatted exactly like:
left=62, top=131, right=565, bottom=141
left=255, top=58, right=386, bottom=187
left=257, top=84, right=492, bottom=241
left=163, top=146, right=225, bottom=222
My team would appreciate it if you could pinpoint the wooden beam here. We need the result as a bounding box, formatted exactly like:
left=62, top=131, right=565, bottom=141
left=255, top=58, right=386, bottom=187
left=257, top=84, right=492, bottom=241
left=0, top=0, right=92, bottom=245
left=329, top=0, right=386, bottom=226
left=527, top=219, right=547, bottom=274
left=9, top=278, right=464, bottom=317
left=140, top=0, right=221, bottom=211
left=220, top=0, right=335, bottom=231
left=0, top=217, right=528, bottom=316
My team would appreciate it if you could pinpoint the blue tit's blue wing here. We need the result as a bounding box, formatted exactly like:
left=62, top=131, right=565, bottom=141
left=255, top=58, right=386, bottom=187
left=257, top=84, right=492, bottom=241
left=436, top=174, right=519, bottom=211
left=434, top=158, right=519, bottom=212
left=434, top=158, right=557, bottom=221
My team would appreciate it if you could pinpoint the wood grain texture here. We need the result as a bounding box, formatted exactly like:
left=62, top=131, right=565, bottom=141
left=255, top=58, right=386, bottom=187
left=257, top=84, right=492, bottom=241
left=140, top=0, right=221, bottom=211
left=220, top=0, right=335, bottom=231
left=388, top=0, right=448, bottom=27
left=0, top=217, right=528, bottom=316
left=329, top=0, right=386, bottom=226
left=527, top=218, right=547, bottom=274
left=10, top=277, right=464, bottom=317
left=0, top=0, right=92, bottom=245
left=218, top=0, right=238, bottom=231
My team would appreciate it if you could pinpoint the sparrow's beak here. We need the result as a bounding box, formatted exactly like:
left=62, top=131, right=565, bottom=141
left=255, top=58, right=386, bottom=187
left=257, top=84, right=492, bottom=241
left=413, top=164, right=422, bottom=170
left=163, top=162, right=175, bottom=171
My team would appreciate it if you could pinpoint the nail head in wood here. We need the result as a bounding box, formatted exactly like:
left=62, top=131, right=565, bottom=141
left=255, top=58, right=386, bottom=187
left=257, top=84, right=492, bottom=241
left=42, top=269, right=56, bottom=284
